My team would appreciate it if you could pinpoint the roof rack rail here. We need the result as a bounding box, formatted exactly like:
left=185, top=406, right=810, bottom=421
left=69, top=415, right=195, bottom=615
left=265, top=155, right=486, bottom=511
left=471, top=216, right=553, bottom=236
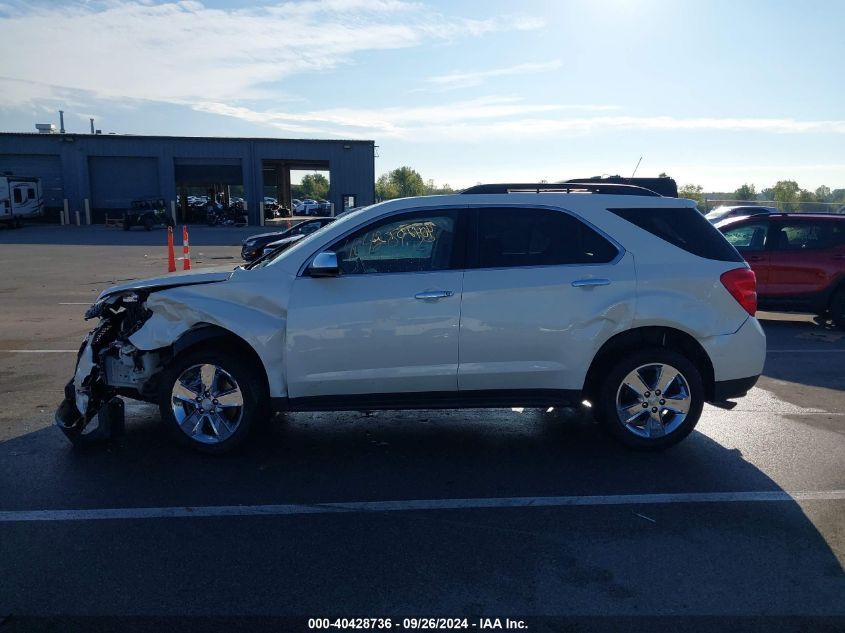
left=460, top=182, right=662, bottom=197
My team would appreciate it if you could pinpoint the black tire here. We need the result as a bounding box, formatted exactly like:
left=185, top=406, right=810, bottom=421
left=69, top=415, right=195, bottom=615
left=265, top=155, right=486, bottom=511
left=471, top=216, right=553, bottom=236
left=123, top=220, right=131, bottom=231
left=594, top=348, right=704, bottom=450
left=143, top=216, right=154, bottom=231
left=157, top=348, right=269, bottom=455
left=830, top=287, right=845, bottom=330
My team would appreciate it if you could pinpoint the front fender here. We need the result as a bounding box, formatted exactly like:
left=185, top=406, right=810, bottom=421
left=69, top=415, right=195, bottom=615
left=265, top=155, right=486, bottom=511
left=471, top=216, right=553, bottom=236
left=128, top=277, right=292, bottom=397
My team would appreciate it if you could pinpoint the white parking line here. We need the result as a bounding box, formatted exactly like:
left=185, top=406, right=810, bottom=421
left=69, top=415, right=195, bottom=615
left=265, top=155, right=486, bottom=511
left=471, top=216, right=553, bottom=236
left=768, top=349, right=845, bottom=353
left=2, top=350, right=77, bottom=353
left=0, top=490, right=842, bottom=523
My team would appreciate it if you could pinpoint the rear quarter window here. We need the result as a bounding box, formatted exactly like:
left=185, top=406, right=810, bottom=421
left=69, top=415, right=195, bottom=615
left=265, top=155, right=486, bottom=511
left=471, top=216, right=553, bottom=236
left=609, top=207, right=744, bottom=263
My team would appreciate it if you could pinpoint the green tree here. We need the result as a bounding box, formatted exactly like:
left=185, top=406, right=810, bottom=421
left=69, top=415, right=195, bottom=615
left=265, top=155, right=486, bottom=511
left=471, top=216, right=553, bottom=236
left=375, top=166, right=427, bottom=200
left=734, top=183, right=757, bottom=201
left=300, top=173, right=329, bottom=200
left=678, top=184, right=705, bottom=207
left=425, top=179, right=456, bottom=195
left=771, top=180, right=800, bottom=211
left=815, top=185, right=831, bottom=202
left=798, top=189, right=816, bottom=203
left=375, top=173, right=399, bottom=201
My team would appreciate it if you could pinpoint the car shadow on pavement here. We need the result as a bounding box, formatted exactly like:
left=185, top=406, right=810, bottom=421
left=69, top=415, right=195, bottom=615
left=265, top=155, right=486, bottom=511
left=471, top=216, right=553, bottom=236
left=758, top=316, right=845, bottom=392
left=0, top=407, right=843, bottom=621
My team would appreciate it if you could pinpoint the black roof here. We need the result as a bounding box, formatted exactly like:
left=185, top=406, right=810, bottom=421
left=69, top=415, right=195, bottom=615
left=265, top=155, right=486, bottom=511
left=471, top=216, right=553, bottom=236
left=563, top=176, right=679, bottom=198
left=461, top=182, right=662, bottom=197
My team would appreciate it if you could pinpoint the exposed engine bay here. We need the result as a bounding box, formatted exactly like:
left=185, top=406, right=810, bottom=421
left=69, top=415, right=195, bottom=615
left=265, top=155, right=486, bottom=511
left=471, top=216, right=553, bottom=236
left=56, top=290, right=165, bottom=445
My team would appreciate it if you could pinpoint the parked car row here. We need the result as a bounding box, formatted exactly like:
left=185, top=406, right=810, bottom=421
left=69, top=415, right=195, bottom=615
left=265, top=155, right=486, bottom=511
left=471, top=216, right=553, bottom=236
left=716, top=213, right=845, bottom=328
left=240, top=217, right=335, bottom=261
left=294, top=198, right=332, bottom=216
left=705, top=205, right=779, bottom=223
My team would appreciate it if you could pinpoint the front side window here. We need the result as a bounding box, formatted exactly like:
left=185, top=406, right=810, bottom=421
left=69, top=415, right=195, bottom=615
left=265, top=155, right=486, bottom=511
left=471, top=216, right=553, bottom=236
left=476, top=207, right=618, bottom=268
left=27, top=188, right=35, bottom=200
left=723, top=223, right=768, bottom=251
left=332, top=211, right=458, bottom=275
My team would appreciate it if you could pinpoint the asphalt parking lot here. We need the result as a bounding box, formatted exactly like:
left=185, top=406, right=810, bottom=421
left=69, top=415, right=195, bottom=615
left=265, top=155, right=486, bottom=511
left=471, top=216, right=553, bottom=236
left=0, top=225, right=843, bottom=631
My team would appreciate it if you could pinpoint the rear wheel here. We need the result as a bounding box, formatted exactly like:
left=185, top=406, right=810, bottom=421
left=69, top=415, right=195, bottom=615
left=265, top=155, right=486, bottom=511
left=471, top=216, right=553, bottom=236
left=830, top=288, right=845, bottom=330
left=595, top=349, right=704, bottom=450
left=158, top=348, right=269, bottom=454
left=143, top=215, right=154, bottom=231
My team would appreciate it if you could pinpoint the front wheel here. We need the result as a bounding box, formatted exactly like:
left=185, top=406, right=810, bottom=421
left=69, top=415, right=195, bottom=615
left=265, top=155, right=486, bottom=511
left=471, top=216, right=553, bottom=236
left=158, top=348, right=269, bottom=454
left=595, top=349, right=704, bottom=450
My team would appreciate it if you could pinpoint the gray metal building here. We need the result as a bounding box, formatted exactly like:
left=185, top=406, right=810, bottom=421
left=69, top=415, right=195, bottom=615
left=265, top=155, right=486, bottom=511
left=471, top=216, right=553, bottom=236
left=0, top=133, right=375, bottom=225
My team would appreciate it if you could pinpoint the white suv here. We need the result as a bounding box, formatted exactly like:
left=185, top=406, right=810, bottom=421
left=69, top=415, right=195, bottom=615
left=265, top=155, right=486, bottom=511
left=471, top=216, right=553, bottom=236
left=56, top=183, right=766, bottom=453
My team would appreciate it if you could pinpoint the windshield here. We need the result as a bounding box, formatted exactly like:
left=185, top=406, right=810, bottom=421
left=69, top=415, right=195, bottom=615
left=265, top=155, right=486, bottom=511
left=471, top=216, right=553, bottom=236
left=250, top=205, right=375, bottom=269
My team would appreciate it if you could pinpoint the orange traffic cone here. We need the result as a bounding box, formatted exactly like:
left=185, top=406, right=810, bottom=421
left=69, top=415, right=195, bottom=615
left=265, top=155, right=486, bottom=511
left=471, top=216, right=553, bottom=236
left=182, top=225, right=191, bottom=270
left=167, top=226, right=176, bottom=273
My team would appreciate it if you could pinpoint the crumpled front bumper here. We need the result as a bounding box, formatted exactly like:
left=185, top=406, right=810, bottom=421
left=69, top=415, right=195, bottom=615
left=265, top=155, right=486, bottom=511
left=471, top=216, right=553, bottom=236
left=55, top=380, right=125, bottom=446
left=54, top=334, right=127, bottom=447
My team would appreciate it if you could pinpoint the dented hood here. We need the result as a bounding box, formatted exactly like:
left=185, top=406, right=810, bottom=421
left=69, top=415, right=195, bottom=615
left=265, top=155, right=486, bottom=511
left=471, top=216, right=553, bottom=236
left=96, top=266, right=237, bottom=301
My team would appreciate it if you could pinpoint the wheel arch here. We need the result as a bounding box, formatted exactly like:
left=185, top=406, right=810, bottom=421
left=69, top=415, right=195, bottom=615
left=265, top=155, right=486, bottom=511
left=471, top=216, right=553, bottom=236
left=171, top=324, right=270, bottom=399
left=583, top=326, right=716, bottom=402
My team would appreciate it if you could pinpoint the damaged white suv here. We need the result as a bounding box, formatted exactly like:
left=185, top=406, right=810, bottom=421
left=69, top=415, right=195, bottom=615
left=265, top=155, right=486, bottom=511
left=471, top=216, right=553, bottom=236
left=56, top=183, right=766, bottom=454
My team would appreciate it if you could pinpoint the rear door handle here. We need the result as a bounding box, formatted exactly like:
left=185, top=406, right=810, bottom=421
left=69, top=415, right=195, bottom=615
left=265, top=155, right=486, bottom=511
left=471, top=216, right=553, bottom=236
left=571, top=278, right=611, bottom=288
left=833, top=255, right=845, bottom=260
left=414, top=290, right=454, bottom=300
left=746, top=255, right=765, bottom=262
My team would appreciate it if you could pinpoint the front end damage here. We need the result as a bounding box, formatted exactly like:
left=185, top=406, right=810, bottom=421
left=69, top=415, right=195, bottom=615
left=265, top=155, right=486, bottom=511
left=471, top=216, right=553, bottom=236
left=55, top=291, right=165, bottom=446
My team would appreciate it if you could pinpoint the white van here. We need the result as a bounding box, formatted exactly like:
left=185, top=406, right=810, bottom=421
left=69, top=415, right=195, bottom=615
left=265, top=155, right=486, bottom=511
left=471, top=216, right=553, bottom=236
left=0, top=176, right=43, bottom=227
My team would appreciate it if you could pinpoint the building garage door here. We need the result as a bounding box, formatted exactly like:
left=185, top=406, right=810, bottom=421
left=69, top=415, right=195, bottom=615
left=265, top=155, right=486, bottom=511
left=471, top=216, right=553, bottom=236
left=0, top=154, right=63, bottom=208
left=174, top=157, right=242, bottom=184
left=89, top=156, right=160, bottom=210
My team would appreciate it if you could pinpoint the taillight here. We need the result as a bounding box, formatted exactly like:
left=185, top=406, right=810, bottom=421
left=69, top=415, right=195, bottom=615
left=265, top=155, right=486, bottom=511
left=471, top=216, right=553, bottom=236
left=720, top=268, right=757, bottom=316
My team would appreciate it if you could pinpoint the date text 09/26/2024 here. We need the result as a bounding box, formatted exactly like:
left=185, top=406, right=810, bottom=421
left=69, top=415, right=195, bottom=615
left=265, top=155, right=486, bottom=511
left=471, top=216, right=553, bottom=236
left=307, top=618, right=528, bottom=630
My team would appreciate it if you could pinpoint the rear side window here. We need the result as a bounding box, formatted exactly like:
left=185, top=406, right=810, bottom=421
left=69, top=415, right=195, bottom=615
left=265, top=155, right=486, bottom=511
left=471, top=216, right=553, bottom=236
left=831, top=222, right=845, bottom=247
left=13, top=189, right=22, bottom=203
left=609, top=207, right=744, bottom=262
left=769, top=221, right=830, bottom=251
left=475, top=208, right=618, bottom=268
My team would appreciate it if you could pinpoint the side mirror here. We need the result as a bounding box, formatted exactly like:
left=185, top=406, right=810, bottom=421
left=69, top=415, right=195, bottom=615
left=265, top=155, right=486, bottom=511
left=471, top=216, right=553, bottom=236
left=309, top=251, right=339, bottom=277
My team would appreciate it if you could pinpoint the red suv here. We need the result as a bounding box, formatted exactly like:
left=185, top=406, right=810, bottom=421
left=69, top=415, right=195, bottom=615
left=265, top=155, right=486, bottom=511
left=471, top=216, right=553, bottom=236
left=718, top=213, right=845, bottom=328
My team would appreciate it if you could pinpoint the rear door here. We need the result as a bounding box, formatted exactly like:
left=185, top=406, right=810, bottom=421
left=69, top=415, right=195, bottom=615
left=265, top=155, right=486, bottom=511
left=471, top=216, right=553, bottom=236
left=766, top=219, right=839, bottom=300
left=721, top=219, right=771, bottom=292
left=458, top=206, right=636, bottom=395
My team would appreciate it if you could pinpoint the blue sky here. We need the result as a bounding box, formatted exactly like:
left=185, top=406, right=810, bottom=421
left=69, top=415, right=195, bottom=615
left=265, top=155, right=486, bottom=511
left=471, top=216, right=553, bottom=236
left=0, top=0, right=843, bottom=191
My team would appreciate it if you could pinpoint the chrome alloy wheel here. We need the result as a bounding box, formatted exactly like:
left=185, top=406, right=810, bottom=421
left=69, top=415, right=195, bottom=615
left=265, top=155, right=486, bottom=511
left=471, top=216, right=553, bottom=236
left=615, top=363, right=691, bottom=439
left=170, top=364, right=244, bottom=445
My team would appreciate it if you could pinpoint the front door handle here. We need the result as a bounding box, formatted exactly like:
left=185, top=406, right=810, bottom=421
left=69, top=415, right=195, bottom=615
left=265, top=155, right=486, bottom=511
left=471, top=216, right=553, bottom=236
left=571, top=278, right=611, bottom=288
left=833, top=254, right=845, bottom=260
left=415, top=290, right=454, bottom=300
left=746, top=255, right=765, bottom=262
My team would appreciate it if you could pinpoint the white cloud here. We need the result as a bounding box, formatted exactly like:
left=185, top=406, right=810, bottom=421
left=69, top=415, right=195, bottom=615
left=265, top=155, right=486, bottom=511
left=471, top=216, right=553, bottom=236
left=191, top=97, right=845, bottom=141
left=0, top=0, right=544, bottom=106
left=426, top=60, right=565, bottom=88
